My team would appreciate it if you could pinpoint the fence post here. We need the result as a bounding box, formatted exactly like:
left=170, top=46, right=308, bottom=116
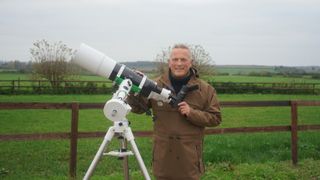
left=18, top=78, right=20, bottom=92
left=70, top=102, right=79, bottom=178
left=12, top=80, right=15, bottom=94
left=38, top=80, right=41, bottom=94
left=290, top=101, right=298, bottom=165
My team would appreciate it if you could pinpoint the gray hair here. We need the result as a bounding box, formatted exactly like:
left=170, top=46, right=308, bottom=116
left=170, top=43, right=192, bottom=60
left=172, top=43, right=190, bottom=50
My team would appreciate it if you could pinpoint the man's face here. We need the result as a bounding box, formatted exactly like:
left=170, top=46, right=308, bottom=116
left=168, top=48, right=192, bottom=78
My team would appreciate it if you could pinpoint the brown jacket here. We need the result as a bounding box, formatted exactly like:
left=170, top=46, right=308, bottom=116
left=128, top=70, right=221, bottom=179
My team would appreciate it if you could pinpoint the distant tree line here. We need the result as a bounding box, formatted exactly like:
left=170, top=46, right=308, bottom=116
left=0, top=60, right=33, bottom=73
left=274, top=66, right=320, bottom=79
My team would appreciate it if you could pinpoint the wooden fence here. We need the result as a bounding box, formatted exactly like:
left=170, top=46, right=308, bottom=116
left=0, top=101, right=320, bottom=178
left=1, top=79, right=320, bottom=94
left=0, top=79, right=113, bottom=94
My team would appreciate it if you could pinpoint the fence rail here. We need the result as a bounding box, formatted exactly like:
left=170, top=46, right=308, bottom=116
left=1, top=79, right=320, bottom=94
left=1, top=101, right=320, bottom=178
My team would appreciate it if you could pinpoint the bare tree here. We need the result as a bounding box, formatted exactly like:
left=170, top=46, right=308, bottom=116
left=30, top=39, right=75, bottom=88
left=155, top=46, right=171, bottom=75
left=190, top=44, right=215, bottom=76
left=154, top=44, right=215, bottom=76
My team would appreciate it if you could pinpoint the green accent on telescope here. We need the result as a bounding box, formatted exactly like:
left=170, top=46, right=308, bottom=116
left=114, top=77, right=141, bottom=93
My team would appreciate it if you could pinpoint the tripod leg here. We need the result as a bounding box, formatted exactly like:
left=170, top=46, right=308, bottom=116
left=125, top=127, right=151, bottom=180
left=83, top=127, right=115, bottom=180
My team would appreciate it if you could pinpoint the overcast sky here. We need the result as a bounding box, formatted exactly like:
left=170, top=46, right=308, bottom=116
left=1, top=0, right=319, bottom=66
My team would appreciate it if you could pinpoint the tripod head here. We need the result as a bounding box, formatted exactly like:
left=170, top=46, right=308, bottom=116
left=103, top=79, right=132, bottom=122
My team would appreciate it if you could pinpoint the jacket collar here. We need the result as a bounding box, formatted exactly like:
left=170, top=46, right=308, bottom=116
left=158, top=68, right=201, bottom=93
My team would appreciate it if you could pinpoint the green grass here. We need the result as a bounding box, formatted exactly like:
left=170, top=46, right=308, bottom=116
left=0, top=73, right=31, bottom=80
left=0, top=73, right=107, bottom=81
left=215, top=65, right=276, bottom=75
left=2, top=72, right=320, bottom=83
left=1, top=94, right=320, bottom=179
left=203, top=159, right=320, bottom=180
left=206, top=75, right=320, bottom=83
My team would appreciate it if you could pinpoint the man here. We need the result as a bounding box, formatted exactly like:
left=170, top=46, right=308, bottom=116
left=128, top=44, right=221, bottom=180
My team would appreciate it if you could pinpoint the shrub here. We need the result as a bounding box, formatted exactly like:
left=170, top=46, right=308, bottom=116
left=311, top=74, right=320, bottom=79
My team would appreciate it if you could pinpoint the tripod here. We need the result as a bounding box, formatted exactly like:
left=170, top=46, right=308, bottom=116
left=83, top=79, right=151, bottom=180
left=83, top=120, right=151, bottom=180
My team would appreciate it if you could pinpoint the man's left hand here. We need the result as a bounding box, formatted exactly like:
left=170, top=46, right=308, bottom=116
left=178, top=101, right=191, bottom=116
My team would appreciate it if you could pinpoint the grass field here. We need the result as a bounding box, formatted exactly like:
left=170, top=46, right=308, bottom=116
left=208, top=75, right=320, bottom=83
left=2, top=72, right=320, bottom=83
left=215, top=65, right=276, bottom=75
left=1, top=94, right=320, bottom=179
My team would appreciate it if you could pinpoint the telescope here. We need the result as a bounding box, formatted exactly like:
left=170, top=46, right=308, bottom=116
left=74, top=43, right=175, bottom=104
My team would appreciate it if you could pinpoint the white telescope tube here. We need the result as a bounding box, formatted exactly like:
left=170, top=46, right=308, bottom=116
left=74, top=43, right=116, bottom=78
